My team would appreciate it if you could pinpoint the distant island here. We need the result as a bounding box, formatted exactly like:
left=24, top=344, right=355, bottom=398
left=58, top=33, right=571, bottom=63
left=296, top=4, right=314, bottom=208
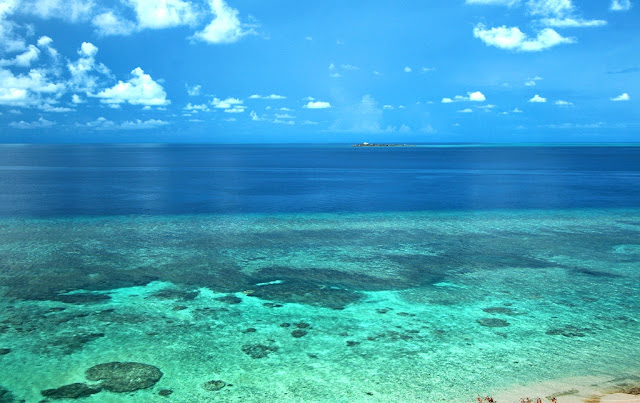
left=352, top=142, right=416, bottom=147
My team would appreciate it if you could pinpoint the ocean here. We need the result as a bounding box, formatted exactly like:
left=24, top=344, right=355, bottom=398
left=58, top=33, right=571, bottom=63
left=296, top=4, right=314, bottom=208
left=0, top=144, right=639, bottom=402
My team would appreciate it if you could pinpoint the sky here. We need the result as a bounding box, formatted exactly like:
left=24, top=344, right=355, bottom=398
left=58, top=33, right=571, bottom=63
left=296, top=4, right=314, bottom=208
left=0, top=0, right=638, bottom=143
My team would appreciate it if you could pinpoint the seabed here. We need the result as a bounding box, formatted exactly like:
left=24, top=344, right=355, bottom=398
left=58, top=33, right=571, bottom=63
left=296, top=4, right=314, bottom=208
left=0, top=209, right=639, bottom=402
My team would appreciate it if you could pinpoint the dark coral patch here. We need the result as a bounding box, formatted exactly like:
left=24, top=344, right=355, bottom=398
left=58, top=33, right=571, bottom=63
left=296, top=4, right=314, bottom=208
left=85, top=362, right=163, bottom=393
left=477, top=318, right=510, bottom=328
left=41, top=383, right=102, bottom=399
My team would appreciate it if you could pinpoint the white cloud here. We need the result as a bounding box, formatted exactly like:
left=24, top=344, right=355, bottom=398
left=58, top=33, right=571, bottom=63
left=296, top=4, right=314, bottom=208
left=36, top=35, right=58, bottom=58
left=120, top=118, right=169, bottom=129
left=67, top=42, right=111, bottom=92
left=126, top=0, right=198, bottom=29
left=527, top=0, right=573, bottom=17
left=279, top=107, right=292, bottom=111
left=611, top=92, right=630, bottom=101
left=95, top=67, right=170, bottom=106
left=224, top=106, right=245, bottom=113
left=184, top=103, right=209, bottom=111
left=329, top=72, right=342, bottom=78
left=249, top=94, right=286, bottom=100
left=611, top=0, right=632, bottom=11
left=193, top=0, right=255, bottom=44
left=383, top=105, right=394, bottom=110
left=0, top=68, right=65, bottom=107
left=529, top=94, right=547, bottom=102
left=513, top=107, right=523, bottom=112
left=421, top=67, right=436, bottom=73
left=275, top=113, right=294, bottom=119
left=302, top=120, right=318, bottom=125
left=458, top=108, right=473, bottom=113
left=404, top=66, right=412, bottom=73
left=211, top=97, right=243, bottom=109
left=540, top=17, right=606, bottom=27
left=0, top=45, right=40, bottom=67
left=187, top=84, right=201, bottom=96
left=0, top=0, right=25, bottom=53
left=442, top=91, right=486, bottom=103
left=525, top=76, right=543, bottom=86
left=468, top=91, right=486, bottom=101
left=21, top=0, right=95, bottom=22
left=250, top=110, right=262, bottom=121
left=81, top=117, right=169, bottom=130
left=305, top=36, right=312, bottom=41
left=223, top=117, right=236, bottom=122
left=92, top=11, right=136, bottom=36
left=473, top=23, right=574, bottom=51
left=555, top=100, right=573, bottom=106
left=9, top=116, right=55, bottom=129
left=273, top=118, right=294, bottom=125
left=71, top=94, right=84, bottom=104
left=304, top=101, right=331, bottom=109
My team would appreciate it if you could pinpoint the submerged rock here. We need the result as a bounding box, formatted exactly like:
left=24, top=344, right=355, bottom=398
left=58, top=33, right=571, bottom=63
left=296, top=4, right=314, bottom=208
left=0, top=349, right=10, bottom=355
left=41, top=383, right=102, bottom=399
left=291, top=329, right=307, bottom=338
left=545, top=325, right=588, bottom=337
left=241, top=343, right=278, bottom=359
left=202, top=380, right=226, bottom=391
left=215, top=295, right=242, bottom=304
left=85, top=362, right=163, bottom=393
left=158, top=389, right=173, bottom=397
left=0, top=386, right=17, bottom=403
left=50, top=293, right=111, bottom=304
left=477, top=318, right=510, bottom=328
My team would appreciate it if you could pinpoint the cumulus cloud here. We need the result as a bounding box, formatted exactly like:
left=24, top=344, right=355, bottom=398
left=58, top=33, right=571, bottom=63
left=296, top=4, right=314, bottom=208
left=193, top=0, right=256, bottom=44
left=71, top=94, right=84, bottom=104
left=211, top=97, right=242, bottom=108
left=611, top=0, right=632, bottom=11
left=184, top=102, right=209, bottom=111
left=0, top=68, right=65, bottom=107
left=540, top=17, right=606, bottom=27
left=473, top=24, right=574, bottom=51
left=67, top=42, right=111, bottom=92
left=9, top=116, right=55, bottom=129
left=611, top=92, right=630, bottom=101
left=80, top=117, right=169, bottom=130
left=249, top=94, right=286, bottom=100
left=95, top=67, right=170, bottom=106
left=441, top=91, right=486, bottom=103
left=525, top=76, right=543, bottom=86
left=126, top=0, right=198, bottom=29
left=250, top=110, right=262, bottom=121
left=0, top=45, right=40, bottom=67
left=404, top=66, right=412, bottom=73
left=187, top=84, right=201, bottom=96
left=555, top=100, right=573, bottom=105
left=527, top=0, right=573, bottom=17
left=20, top=0, right=95, bottom=22
left=529, top=94, right=547, bottom=102
left=458, top=108, right=473, bottom=113
left=304, top=101, right=331, bottom=109
left=92, top=11, right=136, bottom=36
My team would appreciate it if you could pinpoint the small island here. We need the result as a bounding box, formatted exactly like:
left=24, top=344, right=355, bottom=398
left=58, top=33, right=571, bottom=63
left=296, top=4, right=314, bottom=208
left=352, top=142, right=416, bottom=147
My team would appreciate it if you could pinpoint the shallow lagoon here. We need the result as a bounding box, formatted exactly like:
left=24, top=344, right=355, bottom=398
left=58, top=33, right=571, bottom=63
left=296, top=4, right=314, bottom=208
left=1, top=209, right=639, bottom=402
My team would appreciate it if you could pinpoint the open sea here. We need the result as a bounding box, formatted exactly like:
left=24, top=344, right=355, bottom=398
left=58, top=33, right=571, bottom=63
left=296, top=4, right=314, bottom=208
left=0, top=144, right=639, bottom=402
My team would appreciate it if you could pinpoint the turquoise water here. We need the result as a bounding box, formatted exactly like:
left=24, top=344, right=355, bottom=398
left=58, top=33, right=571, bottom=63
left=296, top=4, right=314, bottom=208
left=1, top=209, right=639, bottom=402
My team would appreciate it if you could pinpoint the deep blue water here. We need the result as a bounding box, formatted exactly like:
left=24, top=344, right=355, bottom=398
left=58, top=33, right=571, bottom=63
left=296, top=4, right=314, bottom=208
left=1, top=144, right=639, bottom=216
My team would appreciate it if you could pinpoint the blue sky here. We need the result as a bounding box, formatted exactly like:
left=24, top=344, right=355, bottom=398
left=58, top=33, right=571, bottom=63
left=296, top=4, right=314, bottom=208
left=0, top=0, right=638, bottom=143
